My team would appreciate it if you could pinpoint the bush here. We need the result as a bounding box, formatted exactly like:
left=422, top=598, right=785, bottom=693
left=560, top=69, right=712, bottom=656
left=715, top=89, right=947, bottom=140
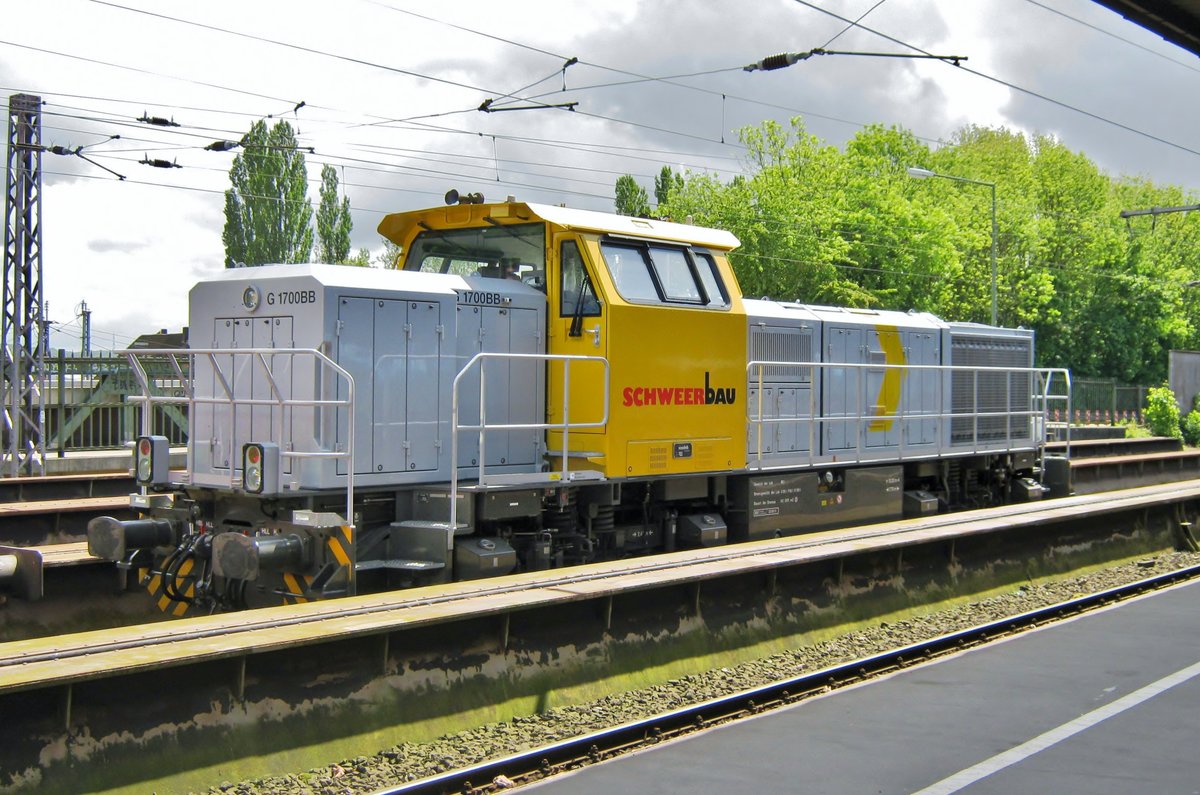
left=1122, top=419, right=1152, bottom=439
left=1183, top=411, right=1200, bottom=447
left=1144, top=384, right=1182, bottom=439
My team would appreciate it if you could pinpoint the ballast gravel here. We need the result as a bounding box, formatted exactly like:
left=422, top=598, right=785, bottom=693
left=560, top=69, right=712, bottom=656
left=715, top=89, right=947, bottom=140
left=210, top=552, right=1200, bottom=795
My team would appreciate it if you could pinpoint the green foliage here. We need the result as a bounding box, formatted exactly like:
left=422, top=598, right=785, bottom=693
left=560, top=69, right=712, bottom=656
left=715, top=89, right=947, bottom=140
left=1144, top=384, right=1182, bottom=439
left=316, top=165, right=353, bottom=264
left=376, top=239, right=403, bottom=269
left=646, top=115, right=1200, bottom=386
left=1122, top=420, right=1152, bottom=439
left=343, top=247, right=371, bottom=267
left=1182, top=411, right=1200, bottom=447
left=654, top=166, right=684, bottom=207
left=222, top=120, right=313, bottom=267
left=614, top=175, right=651, bottom=217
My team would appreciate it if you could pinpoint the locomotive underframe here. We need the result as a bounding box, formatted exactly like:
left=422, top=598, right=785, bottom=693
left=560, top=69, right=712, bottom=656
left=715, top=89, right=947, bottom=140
left=124, top=447, right=1039, bottom=613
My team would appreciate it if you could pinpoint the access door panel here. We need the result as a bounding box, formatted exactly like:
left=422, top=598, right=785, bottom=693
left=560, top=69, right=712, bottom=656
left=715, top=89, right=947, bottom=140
left=373, top=299, right=408, bottom=474
left=823, top=326, right=863, bottom=452
left=337, top=297, right=376, bottom=475
left=406, top=301, right=441, bottom=472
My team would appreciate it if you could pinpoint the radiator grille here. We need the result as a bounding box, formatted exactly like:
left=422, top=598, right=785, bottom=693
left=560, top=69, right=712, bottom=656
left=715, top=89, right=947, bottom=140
left=749, top=326, right=813, bottom=383
left=951, top=335, right=1032, bottom=444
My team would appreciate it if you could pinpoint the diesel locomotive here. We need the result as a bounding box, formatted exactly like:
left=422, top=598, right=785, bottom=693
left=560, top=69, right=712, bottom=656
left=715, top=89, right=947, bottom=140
left=85, top=195, right=1062, bottom=614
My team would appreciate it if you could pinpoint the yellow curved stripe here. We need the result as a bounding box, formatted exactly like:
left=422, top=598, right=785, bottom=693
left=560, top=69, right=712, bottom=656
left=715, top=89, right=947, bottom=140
left=868, top=325, right=906, bottom=433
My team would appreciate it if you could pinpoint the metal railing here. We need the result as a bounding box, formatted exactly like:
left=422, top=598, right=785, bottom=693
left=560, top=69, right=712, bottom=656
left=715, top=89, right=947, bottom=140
left=1070, top=377, right=1146, bottom=423
left=45, top=349, right=189, bottom=454
left=746, top=360, right=1072, bottom=469
left=449, top=352, right=609, bottom=533
left=123, top=348, right=356, bottom=526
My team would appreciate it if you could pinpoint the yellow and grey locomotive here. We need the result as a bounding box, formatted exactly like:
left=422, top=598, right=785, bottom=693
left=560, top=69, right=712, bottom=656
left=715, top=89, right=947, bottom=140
left=88, top=198, right=1056, bottom=613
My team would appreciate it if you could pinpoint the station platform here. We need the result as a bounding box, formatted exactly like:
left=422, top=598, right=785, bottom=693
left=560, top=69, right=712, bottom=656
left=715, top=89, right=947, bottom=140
left=534, top=577, right=1200, bottom=794
left=1, top=447, right=186, bottom=476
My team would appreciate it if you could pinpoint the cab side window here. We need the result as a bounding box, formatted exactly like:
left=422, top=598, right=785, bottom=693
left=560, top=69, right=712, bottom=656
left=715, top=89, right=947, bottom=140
left=560, top=240, right=601, bottom=317
left=601, top=239, right=729, bottom=309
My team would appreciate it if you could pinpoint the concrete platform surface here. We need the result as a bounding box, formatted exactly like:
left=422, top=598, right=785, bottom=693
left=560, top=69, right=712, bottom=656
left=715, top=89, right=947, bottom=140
left=534, top=578, right=1200, bottom=795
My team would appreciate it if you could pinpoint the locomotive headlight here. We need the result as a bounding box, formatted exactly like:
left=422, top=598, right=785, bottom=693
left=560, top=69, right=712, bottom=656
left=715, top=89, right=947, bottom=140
left=245, top=449, right=263, bottom=492
left=134, top=435, right=169, bottom=485
left=242, top=442, right=279, bottom=495
left=243, top=443, right=263, bottom=493
left=136, top=439, right=152, bottom=481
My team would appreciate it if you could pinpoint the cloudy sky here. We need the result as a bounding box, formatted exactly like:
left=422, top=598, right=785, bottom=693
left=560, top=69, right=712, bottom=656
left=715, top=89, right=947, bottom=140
left=2, top=0, right=1198, bottom=350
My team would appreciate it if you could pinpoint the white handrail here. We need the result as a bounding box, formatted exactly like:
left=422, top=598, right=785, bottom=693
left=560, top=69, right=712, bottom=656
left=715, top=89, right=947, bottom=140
left=449, top=352, right=609, bottom=534
left=745, top=360, right=1072, bottom=470
left=121, top=347, right=357, bottom=528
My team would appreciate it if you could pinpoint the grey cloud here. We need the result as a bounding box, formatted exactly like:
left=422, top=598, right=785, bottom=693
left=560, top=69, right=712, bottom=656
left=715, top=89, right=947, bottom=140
left=87, top=238, right=150, bottom=254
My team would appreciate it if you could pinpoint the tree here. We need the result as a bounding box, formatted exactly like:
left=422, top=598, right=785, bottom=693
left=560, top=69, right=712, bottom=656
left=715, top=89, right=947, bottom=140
left=344, top=247, right=371, bottom=267
left=376, top=239, right=403, bottom=269
left=662, top=118, right=867, bottom=305
left=656, top=113, right=1200, bottom=387
left=654, top=166, right=684, bottom=207
left=222, top=119, right=313, bottom=267
left=614, top=175, right=651, bottom=217
left=316, top=164, right=353, bottom=264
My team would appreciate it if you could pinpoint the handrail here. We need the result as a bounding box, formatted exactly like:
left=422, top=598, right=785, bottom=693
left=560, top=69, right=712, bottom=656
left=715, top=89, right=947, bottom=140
left=450, top=352, right=609, bottom=534
left=121, top=347, right=357, bottom=528
left=746, top=360, right=1071, bottom=470
left=1037, top=367, right=1073, bottom=456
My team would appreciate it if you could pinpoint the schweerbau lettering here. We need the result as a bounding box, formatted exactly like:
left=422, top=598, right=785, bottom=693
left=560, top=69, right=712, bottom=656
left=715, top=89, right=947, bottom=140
left=622, top=371, right=736, bottom=407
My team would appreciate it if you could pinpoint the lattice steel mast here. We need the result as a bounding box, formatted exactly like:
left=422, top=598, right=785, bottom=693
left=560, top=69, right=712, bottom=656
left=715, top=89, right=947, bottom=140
left=3, top=93, right=46, bottom=476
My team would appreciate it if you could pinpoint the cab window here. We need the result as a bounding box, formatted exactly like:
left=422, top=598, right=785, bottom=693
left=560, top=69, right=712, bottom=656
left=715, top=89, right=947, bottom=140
left=404, top=222, right=546, bottom=290
left=560, top=240, right=600, bottom=317
left=601, top=239, right=729, bottom=308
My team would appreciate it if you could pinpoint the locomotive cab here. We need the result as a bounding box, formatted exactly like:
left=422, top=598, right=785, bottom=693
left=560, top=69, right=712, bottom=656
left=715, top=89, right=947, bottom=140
left=380, top=200, right=749, bottom=481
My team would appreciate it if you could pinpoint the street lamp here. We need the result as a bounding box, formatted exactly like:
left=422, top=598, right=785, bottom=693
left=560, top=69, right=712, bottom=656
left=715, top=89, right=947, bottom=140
left=907, top=167, right=998, bottom=326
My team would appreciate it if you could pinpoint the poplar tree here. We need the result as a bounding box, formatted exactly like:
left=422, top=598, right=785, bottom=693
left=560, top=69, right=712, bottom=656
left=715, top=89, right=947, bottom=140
left=316, top=164, right=352, bottom=263
left=614, top=175, right=651, bottom=217
left=222, top=119, right=313, bottom=267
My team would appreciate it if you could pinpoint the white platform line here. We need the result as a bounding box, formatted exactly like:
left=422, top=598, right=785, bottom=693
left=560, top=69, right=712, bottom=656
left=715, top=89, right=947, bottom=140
left=910, top=658, right=1200, bottom=795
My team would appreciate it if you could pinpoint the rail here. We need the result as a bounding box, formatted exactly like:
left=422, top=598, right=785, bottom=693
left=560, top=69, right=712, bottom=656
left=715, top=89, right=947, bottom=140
left=122, top=348, right=356, bottom=526
left=746, top=360, right=1072, bottom=468
left=377, top=559, right=1200, bottom=795
left=449, top=351, right=609, bottom=532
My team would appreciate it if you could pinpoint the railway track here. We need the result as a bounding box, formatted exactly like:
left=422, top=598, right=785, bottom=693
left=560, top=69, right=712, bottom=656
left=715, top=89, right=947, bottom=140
left=0, top=438, right=1197, bottom=639
left=376, top=561, right=1200, bottom=795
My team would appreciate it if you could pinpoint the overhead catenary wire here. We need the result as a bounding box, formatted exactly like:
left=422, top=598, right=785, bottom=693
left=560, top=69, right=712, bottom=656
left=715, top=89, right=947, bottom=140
left=1018, top=0, right=1200, bottom=77
left=11, top=6, right=1200, bottom=234
left=790, top=0, right=1200, bottom=161
left=41, top=96, right=1187, bottom=257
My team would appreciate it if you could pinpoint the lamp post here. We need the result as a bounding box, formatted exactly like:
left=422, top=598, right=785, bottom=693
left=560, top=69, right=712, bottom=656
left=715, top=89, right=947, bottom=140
left=907, top=167, right=998, bottom=326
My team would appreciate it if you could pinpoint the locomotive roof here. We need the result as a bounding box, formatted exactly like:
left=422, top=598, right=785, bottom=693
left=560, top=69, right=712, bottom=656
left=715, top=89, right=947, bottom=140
left=744, top=298, right=948, bottom=331
left=377, top=201, right=741, bottom=251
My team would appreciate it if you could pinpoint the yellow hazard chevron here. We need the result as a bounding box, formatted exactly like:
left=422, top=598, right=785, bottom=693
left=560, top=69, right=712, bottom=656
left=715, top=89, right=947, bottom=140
left=282, top=572, right=316, bottom=605
left=327, top=525, right=354, bottom=567
left=148, top=558, right=195, bottom=617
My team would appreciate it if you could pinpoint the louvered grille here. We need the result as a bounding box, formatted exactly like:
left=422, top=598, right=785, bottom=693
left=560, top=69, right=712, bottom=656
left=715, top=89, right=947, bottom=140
left=951, top=335, right=1033, bottom=444
left=749, top=327, right=813, bottom=383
